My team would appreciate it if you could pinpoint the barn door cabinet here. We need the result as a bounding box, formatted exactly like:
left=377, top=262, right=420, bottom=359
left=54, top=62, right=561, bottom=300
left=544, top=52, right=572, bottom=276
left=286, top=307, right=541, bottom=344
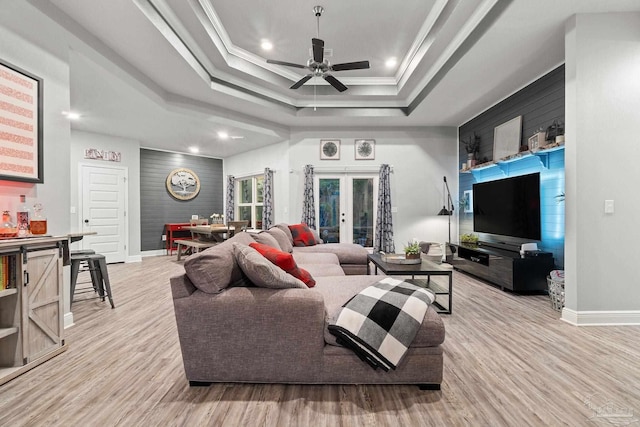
left=0, top=236, right=67, bottom=386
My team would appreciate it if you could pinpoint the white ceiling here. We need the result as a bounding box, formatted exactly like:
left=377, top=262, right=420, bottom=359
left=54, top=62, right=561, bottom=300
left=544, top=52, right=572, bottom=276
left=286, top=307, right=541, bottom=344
left=23, top=0, right=640, bottom=157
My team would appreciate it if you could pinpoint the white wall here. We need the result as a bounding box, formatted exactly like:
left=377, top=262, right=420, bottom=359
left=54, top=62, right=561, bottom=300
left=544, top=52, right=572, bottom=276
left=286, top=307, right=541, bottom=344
left=564, top=13, right=640, bottom=324
left=225, top=127, right=458, bottom=249
left=0, top=3, right=73, bottom=323
left=224, top=139, right=291, bottom=222
left=70, top=130, right=141, bottom=261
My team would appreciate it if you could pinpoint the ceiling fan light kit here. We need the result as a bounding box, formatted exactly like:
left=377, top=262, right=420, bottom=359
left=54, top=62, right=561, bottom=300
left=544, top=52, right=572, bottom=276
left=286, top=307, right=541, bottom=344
left=266, top=5, right=370, bottom=92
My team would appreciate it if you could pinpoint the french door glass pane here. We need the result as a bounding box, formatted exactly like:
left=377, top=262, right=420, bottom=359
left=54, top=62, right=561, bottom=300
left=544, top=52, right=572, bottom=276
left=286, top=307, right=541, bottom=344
left=240, top=179, right=252, bottom=203
left=318, top=178, right=340, bottom=243
left=238, top=206, right=252, bottom=228
left=352, top=178, right=374, bottom=247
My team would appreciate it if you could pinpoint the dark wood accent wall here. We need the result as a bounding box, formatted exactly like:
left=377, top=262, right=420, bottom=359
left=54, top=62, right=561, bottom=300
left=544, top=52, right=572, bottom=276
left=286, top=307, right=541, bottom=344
left=140, top=149, right=223, bottom=251
left=458, top=65, right=565, bottom=268
left=459, top=65, right=565, bottom=167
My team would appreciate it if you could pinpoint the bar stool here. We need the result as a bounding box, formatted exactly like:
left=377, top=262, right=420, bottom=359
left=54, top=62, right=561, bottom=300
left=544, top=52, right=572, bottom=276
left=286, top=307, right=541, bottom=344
left=70, top=253, right=115, bottom=308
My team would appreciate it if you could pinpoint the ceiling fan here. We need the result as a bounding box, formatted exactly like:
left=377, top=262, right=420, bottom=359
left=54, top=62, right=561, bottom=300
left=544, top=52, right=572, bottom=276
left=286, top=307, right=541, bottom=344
left=266, top=5, right=370, bottom=92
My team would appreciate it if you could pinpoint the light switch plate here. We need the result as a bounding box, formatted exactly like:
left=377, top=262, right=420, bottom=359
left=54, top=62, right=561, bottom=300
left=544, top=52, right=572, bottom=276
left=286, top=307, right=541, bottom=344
left=604, top=200, right=614, bottom=214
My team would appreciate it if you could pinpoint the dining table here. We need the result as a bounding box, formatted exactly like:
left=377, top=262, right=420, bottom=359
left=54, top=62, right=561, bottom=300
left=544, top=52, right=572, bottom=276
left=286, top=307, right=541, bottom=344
left=187, top=225, right=231, bottom=242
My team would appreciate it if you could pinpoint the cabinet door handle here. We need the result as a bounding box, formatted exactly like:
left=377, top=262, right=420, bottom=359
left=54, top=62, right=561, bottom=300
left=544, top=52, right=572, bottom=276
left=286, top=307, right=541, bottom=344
left=23, top=271, right=29, bottom=286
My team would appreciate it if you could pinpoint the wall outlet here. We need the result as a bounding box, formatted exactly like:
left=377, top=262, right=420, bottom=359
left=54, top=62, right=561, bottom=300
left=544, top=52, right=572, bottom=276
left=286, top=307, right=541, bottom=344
left=162, top=235, right=166, bottom=241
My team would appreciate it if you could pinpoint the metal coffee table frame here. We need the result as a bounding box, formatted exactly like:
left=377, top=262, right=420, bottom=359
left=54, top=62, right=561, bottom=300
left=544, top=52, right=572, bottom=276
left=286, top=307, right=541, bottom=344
left=367, top=253, right=453, bottom=314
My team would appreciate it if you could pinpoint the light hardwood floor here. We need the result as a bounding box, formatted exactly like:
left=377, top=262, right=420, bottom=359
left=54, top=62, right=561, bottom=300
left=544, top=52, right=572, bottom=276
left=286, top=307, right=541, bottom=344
left=0, top=256, right=638, bottom=426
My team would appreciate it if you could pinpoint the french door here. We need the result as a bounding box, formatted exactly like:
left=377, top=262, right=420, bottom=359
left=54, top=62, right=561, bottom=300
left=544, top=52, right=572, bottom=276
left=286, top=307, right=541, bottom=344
left=315, top=175, right=378, bottom=246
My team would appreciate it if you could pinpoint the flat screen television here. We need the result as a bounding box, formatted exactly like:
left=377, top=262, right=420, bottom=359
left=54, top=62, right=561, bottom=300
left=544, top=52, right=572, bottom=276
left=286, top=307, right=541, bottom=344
left=472, top=172, right=541, bottom=240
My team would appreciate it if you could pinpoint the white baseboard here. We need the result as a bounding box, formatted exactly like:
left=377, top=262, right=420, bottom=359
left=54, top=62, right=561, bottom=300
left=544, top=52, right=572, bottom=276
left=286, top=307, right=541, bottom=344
left=561, top=308, right=640, bottom=326
left=126, top=255, right=142, bottom=263
left=64, top=312, right=75, bottom=329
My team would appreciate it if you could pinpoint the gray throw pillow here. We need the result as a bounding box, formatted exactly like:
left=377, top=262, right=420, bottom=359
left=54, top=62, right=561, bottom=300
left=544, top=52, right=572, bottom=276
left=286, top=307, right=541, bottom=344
left=184, top=240, right=240, bottom=294
left=252, top=231, right=281, bottom=250
left=267, top=227, right=294, bottom=253
left=183, top=232, right=256, bottom=294
left=232, top=243, right=307, bottom=289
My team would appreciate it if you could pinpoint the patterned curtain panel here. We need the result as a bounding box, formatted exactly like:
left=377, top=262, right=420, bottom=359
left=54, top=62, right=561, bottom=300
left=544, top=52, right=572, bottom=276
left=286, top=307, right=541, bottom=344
left=374, top=164, right=395, bottom=253
left=301, top=164, right=316, bottom=229
left=226, top=175, right=235, bottom=221
left=262, top=168, right=274, bottom=230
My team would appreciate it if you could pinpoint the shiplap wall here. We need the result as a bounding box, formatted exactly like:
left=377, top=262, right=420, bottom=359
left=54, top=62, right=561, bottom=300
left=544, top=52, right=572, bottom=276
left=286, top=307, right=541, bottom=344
left=140, top=149, right=223, bottom=251
left=458, top=65, right=565, bottom=268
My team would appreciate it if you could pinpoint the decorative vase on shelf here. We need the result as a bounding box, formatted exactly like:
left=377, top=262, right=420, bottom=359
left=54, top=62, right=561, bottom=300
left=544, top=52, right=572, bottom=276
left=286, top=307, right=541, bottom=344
left=467, top=153, right=476, bottom=168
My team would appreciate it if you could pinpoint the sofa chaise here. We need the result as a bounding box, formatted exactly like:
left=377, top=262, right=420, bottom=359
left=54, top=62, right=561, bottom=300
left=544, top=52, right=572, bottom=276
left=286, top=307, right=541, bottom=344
left=170, top=225, right=445, bottom=388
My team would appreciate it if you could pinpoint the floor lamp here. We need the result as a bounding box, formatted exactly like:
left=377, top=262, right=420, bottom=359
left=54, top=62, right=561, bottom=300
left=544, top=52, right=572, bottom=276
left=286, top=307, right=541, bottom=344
left=437, top=176, right=455, bottom=260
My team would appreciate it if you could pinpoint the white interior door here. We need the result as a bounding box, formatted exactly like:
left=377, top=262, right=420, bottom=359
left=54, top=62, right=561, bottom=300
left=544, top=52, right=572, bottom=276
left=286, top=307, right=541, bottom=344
left=80, top=164, right=127, bottom=263
left=315, top=174, right=377, bottom=246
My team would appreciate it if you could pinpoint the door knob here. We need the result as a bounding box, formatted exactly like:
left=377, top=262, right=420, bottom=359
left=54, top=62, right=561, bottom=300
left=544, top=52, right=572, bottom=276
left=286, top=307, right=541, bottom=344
left=84, top=219, right=89, bottom=223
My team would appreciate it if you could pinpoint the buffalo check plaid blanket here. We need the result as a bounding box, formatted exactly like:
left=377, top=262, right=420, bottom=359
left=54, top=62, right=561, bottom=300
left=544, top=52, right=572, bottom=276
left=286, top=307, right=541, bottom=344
left=328, top=277, right=435, bottom=371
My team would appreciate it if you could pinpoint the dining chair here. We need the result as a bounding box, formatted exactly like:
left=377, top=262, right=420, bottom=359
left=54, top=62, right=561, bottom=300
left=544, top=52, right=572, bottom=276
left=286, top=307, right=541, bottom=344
left=227, top=220, right=249, bottom=237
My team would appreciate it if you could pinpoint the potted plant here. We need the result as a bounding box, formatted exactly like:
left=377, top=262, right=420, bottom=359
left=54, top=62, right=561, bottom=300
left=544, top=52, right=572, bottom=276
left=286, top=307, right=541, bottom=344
left=404, top=241, right=421, bottom=260
left=462, top=133, right=480, bottom=167
left=460, top=233, right=479, bottom=245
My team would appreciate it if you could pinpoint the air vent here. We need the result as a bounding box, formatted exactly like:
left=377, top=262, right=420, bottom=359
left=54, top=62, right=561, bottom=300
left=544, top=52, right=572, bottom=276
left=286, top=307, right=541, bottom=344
left=309, top=48, right=332, bottom=58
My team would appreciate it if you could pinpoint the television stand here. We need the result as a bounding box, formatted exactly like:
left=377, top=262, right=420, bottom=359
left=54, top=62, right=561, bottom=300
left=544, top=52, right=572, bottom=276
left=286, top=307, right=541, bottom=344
left=448, top=242, right=554, bottom=292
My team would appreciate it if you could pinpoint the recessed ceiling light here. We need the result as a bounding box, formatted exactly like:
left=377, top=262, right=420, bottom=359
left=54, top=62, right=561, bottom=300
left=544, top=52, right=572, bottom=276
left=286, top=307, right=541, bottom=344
left=63, top=111, right=81, bottom=120
left=189, top=146, right=199, bottom=153
left=230, top=135, right=244, bottom=140
left=385, top=57, right=397, bottom=68
left=261, top=39, right=273, bottom=51
left=217, top=131, right=229, bottom=140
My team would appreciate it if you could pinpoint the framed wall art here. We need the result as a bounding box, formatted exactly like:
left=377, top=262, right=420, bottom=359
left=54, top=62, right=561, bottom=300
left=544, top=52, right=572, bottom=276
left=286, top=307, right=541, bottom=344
left=0, top=59, right=44, bottom=183
left=320, top=139, right=340, bottom=160
left=355, top=139, right=375, bottom=160
left=493, top=115, right=522, bottom=161
left=166, top=168, right=201, bottom=200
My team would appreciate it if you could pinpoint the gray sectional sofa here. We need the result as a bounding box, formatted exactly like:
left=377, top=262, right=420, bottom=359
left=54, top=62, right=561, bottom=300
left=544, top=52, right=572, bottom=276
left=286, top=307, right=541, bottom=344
left=170, top=225, right=445, bottom=388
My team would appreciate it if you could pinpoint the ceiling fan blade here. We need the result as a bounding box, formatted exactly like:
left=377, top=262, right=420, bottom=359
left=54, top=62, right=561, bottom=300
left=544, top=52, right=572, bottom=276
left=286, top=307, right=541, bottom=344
left=290, top=74, right=313, bottom=89
left=312, top=38, right=324, bottom=63
left=323, top=74, right=347, bottom=92
left=331, top=61, right=370, bottom=71
left=267, top=59, right=307, bottom=69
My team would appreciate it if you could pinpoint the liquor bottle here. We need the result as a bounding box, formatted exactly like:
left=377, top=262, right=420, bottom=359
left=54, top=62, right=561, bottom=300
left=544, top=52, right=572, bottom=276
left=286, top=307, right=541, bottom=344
left=30, top=203, right=48, bottom=235
left=0, top=211, right=18, bottom=238
left=17, top=195, right=30, bottom=237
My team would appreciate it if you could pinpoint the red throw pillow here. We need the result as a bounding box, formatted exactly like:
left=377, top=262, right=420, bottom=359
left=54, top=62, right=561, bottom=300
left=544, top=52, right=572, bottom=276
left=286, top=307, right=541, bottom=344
left=249, top=242, right=316, bottom=288
left=288, top=223, right=317, bottom=247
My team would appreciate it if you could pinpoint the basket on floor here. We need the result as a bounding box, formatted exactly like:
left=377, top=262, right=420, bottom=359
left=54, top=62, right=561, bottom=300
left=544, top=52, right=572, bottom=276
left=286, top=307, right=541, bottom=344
left=547, top=270, right=565, bottom=311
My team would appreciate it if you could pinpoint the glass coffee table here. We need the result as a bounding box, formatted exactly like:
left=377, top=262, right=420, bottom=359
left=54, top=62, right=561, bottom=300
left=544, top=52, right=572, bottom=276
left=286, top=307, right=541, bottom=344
left=367, top=253, right=453, bottom=314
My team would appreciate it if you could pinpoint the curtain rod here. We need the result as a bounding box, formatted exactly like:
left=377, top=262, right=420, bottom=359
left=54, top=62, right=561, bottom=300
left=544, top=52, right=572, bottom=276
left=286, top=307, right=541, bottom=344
left=307, top=165, right=393, bottom=173
left=231, top=169, right=275, bottom=179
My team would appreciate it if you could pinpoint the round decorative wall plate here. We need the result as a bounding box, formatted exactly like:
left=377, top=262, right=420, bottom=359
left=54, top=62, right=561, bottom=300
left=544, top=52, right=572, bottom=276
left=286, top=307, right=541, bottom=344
left=320, top=139, right=340, bottom=160
left=355, top=139, right=375, bottom=160
left=166, top=168, right=201, bottom=200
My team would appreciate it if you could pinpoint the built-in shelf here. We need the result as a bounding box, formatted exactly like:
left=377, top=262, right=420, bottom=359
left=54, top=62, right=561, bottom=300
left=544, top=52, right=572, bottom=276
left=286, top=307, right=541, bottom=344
left=0, top=288, right=17, bottom=298
left=462, top=144, right=564, bottom=177
left=0, top=327, right=18, bottom=340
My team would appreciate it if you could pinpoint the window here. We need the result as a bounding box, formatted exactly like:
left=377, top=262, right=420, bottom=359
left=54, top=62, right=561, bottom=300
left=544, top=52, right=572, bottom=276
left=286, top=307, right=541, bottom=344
left=236, top=175, right=264, bottom=229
